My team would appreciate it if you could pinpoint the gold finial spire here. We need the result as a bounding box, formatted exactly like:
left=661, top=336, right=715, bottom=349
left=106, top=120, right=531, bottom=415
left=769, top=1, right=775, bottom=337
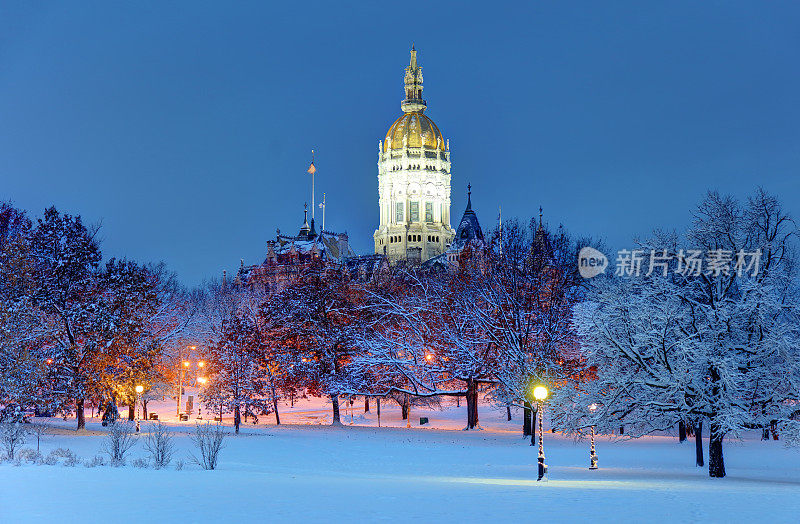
left=402, top=45, right=426, bottom=113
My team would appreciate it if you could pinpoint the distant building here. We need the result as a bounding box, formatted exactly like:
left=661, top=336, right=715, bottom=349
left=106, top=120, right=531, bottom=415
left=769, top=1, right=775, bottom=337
left=373, top=47, right=455, bottom=265
left=239, top=203, right=387, bottom=292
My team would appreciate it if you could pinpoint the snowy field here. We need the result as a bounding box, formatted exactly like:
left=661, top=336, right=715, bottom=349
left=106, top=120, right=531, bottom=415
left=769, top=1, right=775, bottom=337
left=2, top=396, right=800, bottom=523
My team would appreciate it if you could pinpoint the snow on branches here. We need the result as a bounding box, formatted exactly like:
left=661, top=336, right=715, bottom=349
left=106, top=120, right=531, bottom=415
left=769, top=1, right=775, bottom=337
left=555, top=188, right=800, bottom=478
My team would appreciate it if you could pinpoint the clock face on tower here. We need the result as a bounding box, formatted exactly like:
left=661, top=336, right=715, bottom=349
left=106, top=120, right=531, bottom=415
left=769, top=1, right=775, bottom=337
left=374, top=47, right=454, bottom=265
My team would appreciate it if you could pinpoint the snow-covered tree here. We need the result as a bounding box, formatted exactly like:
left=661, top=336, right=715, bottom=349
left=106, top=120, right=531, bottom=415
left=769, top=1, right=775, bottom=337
left=26, top=206, right=104, bottom=429
left=261, top=259, right=367, bottom=425
left=356, top=266, right=497, bottom=429
left=471, top=217, right=587, bottom=424
left=0, top=203, right=55, bottom=417
left=558, top=188, right=800, bottom=478
left=355, top=218, right=587, bottom=430
left=203, top=312, right=272, bottom=433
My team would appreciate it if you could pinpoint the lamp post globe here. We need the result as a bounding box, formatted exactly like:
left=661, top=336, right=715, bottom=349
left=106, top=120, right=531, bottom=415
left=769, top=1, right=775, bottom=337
left=533, top=386, right=548, bottom=402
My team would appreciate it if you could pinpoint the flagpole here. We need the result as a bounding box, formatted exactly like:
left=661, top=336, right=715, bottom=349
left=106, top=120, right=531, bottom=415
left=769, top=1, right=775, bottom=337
left=499, top=205, right=503, bottom=255
left=311, top=150, right=315, bottom=221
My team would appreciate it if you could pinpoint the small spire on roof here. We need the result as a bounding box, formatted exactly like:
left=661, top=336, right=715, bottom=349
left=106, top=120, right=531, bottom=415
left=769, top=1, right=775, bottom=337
left=466, top=183, right=472, bottom=211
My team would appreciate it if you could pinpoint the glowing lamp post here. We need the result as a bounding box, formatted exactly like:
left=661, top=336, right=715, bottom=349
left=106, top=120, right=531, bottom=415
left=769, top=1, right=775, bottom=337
left=197, top=376, right=208, bottom=419
left=177, top=346, right=196, bottom=417
left=589, top=403, right=598, bottom=470
left=135, top=385, right=144, bottom=432
left=532, top=385, right=548, bottom=481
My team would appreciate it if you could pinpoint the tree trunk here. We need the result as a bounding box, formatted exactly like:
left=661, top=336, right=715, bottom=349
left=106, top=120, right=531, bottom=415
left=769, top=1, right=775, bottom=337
left=377, top=398, right=381, bottom=427
left=708, top=422, right=725, bottom=478
left=128, top=404, right=135, bottom=421
left=678, top=420, right=686, bottom=442
left=761, top=427, right=770, bottom=440
left=234, top=404, right=241, bottom=434
left=76, top=398, right=85, bottom=430
left=506, top=405, right=512, bottom=421
left=272, top=394, right=281, bottom=425
left=365, top=398, right=370, bottom=413
left=401, top=395, right=409, bottom=420
left=331, top=394, right=341, bottom=425
left=531, top=406, right=538, bottom=446
left=771, top=420, right=779, bottom=440
left=465, top=379, right=479, bottom=429
left=142, top=400, right=148, bottom=421
left=523, top=401, right=532, bottom=436
left=695, top=419, right=704, bottom=467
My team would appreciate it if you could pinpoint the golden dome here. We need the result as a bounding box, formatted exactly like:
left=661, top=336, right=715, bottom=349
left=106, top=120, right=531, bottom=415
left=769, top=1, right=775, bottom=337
left=384, top=112, right=446, bottom=153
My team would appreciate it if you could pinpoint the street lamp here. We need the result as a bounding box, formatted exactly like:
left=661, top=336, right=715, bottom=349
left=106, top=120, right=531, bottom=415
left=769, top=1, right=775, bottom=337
left=532, top=385, right=549, bottom=481
left=196, top=376, right=208, bottom=419
left=589, top=403, right=598, bottom=470
left=177, top=346, right=196, bottom=418
left=135, top=385, right=144, bottom=432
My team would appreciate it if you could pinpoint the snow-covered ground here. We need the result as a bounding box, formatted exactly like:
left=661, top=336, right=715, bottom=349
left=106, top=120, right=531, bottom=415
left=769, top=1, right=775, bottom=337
left=2, top=394, right=800, bottom=523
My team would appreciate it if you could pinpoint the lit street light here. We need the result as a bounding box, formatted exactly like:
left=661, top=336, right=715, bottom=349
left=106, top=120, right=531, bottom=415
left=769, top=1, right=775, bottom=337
left=533, top=385, right=548, bottom=481
left=196, top=376, right=208, bottom=419
left=177, top=346, right=197, bottom=418
left=589, top=403, right=598, bottom=470
left=135, top=385, right=144, bottom=432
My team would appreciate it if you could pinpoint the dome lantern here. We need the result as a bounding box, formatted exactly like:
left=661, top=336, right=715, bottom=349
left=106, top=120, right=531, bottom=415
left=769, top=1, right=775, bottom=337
left=383, top=47, right=446, bottom=154
left=401, top=45, right=426, bottom=114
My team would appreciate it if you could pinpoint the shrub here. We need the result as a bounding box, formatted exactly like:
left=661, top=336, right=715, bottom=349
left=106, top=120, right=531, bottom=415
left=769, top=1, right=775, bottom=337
left=190, top=422, right=227, bottom=470
left=143, top=421, right=174, bottom=469
left=84, top=455, right=105, bottom=468
left=174, top=459, right=184, bottom=471
left=102, top=421, right=138, bottom=466
left=131, top=457, right=149, bottom=468
left=0, top=421, right=29, bottom=460
left=46, top=447, right=78, bottom=466
left=18, top=448, right=42, bottom=465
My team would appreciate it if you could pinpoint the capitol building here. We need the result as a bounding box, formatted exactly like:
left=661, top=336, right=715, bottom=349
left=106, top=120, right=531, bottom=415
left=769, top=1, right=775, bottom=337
left=238, top=47, right=484, bottom=288
left=373, top=47, right=459, bottom=265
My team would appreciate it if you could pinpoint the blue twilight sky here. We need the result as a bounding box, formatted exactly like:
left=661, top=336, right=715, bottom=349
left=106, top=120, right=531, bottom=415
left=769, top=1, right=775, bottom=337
left=1, top=2, right=798, bottom=285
